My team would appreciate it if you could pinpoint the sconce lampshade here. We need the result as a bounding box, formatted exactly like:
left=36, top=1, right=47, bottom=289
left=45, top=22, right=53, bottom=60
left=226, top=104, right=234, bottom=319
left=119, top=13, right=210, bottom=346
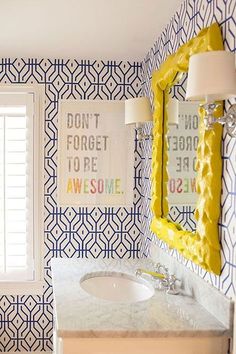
left=125, top=97, right=152, bottom=125
left=167, top=97, right=179, bottom=124
left=186, top=51, right=236, bottom=101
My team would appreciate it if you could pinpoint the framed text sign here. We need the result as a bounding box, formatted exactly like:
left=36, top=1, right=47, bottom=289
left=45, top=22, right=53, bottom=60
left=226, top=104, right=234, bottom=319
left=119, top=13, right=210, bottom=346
left=57, top=100, right=134, bottom=206
left=167, top=101, right=199, bottom=206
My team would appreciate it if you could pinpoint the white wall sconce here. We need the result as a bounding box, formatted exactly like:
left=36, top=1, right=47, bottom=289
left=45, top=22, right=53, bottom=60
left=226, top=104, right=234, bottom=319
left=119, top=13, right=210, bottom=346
left=167, top=97, right=179, bottom=125
left=125, top=97, right=153, bottom=141
left=186, top=51, right=236, bottom=137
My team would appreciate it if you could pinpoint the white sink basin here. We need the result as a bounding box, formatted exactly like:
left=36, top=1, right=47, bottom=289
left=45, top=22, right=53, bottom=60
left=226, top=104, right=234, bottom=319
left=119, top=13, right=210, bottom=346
left=80, top=271, right=154, bottom=303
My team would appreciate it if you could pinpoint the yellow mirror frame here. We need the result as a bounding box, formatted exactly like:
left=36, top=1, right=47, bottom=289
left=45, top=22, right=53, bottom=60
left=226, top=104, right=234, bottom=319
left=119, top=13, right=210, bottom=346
left=151, top=23, right=224, bottom=275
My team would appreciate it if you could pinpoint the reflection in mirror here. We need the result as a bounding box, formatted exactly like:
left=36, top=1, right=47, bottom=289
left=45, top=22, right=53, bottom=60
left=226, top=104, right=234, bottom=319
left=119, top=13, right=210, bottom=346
left=166, top=75, right=200, bottom=231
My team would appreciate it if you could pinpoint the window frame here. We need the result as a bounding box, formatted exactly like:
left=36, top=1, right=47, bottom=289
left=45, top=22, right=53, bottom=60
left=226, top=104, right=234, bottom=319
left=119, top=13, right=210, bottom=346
left=0, top=84, right=44, bottom=295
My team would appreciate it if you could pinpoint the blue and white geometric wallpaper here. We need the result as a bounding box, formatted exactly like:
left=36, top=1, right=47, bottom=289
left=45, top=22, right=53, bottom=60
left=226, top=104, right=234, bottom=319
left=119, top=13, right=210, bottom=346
left=0, top=59, right=142, bottom=351
left=141, top=0, right=236, bottom=299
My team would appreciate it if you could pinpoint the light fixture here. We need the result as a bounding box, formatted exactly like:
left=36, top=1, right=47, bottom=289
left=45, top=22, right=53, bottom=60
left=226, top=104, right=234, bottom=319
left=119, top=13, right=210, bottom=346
left=185, top=51, right=236, bottom=137
left=167, top=97, right=179, bottom=125
left=125, top=97, right=153, bottom=141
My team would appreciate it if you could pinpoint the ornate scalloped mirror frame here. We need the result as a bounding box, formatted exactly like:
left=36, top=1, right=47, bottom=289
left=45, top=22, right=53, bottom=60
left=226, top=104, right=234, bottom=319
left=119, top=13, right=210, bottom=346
left=151, top=23, right=224, bottom=275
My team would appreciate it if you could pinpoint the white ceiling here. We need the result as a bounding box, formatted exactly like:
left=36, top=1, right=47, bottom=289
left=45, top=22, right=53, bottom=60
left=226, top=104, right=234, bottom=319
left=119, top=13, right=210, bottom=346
left=0, top=0, right=183, bottom=61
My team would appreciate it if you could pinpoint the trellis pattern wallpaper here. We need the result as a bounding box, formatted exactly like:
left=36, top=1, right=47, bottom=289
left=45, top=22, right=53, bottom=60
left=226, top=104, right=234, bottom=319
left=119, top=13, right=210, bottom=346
left=141, top=0, right=236, bottom=299
left=0, top=59, right=142, bottom=351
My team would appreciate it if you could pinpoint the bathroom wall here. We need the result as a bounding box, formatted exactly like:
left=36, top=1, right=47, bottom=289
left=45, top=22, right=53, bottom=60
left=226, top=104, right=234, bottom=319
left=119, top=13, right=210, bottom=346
left=141, top=0, right=236, bottom=299
left=0, top=58, right=141, bottom=351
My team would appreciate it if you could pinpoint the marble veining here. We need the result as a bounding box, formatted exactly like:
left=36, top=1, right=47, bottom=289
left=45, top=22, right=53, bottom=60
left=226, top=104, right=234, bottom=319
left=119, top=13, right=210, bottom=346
left=51, top=258, right=231, bottom=339
left=149, top=244, right=234, bottom=329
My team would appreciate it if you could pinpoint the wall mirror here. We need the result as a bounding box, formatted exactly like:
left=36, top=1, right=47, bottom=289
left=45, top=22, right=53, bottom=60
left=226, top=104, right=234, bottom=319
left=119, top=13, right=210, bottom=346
left=167, top=76, right=199, bottom=232
left=151, top=23, right=224, bottom=275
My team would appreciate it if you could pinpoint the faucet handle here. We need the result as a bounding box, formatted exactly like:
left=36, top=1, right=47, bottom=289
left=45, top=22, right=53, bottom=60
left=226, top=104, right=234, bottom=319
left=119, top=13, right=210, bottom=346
left=154, top=262, right=169, bottom=276
left=165, top=274, right=181, bottom=295
left=153, top=263, right=181, bottom=295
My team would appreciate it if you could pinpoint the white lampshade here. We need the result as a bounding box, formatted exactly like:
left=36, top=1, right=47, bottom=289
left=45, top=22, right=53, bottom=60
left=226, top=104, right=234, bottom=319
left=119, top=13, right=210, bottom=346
left=186, top=51, right=236, bottom=101
left=125, top=97, right=152, bottom=125
left=167, top=97, right=179, bottom=124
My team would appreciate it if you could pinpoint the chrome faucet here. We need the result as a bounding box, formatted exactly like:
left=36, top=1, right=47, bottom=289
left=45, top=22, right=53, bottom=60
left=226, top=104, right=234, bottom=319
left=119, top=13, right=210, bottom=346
left=136, top=263, right=180, bottom=295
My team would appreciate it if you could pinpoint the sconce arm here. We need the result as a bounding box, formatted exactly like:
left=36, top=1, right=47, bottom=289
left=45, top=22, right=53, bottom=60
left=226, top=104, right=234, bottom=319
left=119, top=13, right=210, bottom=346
left=217, top=104, right=236, bottom=137
left=136, top=126, right=153, bottom=141
left=200, top=102, right=220, bottom=130
left=201, top=103, right=236, bottom=137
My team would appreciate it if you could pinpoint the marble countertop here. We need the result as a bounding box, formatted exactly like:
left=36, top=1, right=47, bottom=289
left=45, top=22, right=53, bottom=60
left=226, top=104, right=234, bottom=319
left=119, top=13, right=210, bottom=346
left=51, top=258, right=230, bottom=339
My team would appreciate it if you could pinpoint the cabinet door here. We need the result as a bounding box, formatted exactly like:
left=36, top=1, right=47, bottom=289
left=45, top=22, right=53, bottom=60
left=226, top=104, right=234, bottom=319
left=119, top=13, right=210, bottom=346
left=61, top=337, right=229, bottom=354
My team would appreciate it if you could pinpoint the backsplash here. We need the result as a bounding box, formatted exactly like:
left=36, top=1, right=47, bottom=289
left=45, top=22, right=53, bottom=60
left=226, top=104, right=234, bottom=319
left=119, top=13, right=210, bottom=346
left=0, top=59, right=141, bottom=351
left=141, top=0, right=236, bottom=299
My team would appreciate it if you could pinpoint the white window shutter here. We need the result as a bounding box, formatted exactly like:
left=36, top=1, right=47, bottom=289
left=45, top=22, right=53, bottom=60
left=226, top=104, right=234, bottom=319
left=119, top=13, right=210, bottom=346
left=0, top=92, right=36, bottom=281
